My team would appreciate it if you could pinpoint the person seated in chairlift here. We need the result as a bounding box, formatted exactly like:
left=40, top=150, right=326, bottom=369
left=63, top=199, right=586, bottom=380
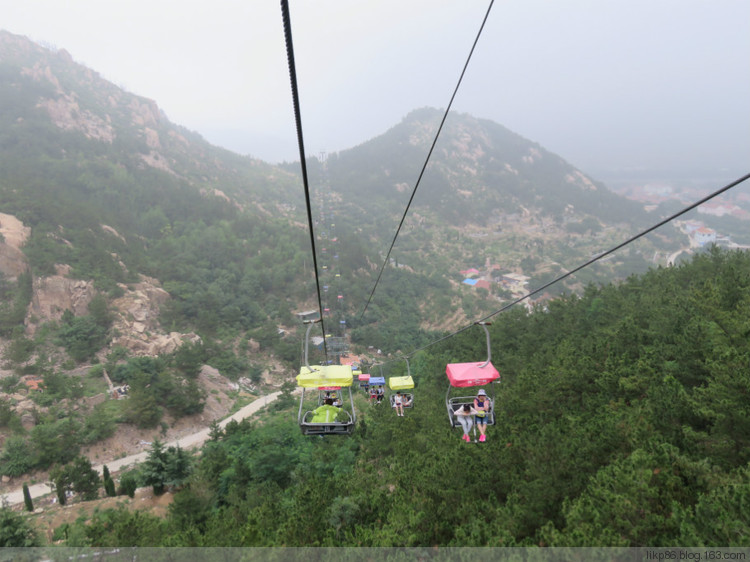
left=376, top=386, right=385, bottom=404
left=473, top=389, right=491, bottom=442
left=393, top=392, right=405, bottom=417
left=454, top=403, right=478, bottom=442
left=310, top=398, right=341, bottom=423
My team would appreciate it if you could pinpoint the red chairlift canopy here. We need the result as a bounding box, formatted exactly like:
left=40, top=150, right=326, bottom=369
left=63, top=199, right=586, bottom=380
left=446, top=361, right=499, bottom=387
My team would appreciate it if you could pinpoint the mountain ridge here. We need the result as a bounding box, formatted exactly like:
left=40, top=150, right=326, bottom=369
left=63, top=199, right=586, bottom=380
left=0, top=28, right=683, bottom=345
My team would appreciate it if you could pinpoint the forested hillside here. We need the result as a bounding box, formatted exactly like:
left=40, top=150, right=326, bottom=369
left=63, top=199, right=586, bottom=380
left=300, top=108, right=684, bottom=310
left=3, top=29, right=749, bottom=549
left=40, top=248, right=750, bottom=547
left=0, top=28, right=678, bottom=382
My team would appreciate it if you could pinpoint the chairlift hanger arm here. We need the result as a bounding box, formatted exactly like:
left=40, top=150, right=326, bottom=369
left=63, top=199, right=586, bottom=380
left=302, top=318, right=321, bottom=372
left=475, top=321, right=492, bottom=369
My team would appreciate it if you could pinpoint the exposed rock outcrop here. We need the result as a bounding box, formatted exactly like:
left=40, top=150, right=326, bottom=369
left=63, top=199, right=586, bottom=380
left=22, top=259, right=198, bottom=357
left=108, top=276, right=201, bottom=356
left=27, top=270, right=96, bottom=331
left=0, top=213, right=30, bottom=281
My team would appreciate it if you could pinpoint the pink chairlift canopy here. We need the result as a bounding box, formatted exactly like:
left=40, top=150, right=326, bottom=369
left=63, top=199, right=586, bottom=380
left=446, top=361, right=500, bottom=387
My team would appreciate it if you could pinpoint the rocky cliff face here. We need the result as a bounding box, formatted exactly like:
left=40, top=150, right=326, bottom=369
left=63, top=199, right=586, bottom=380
left=0, top=211, right=195, bottom=357
left=27, top=265, right=96, bottom=329
left=0, top=213, right=30, bottom=281
left=108, top=276, right=201, bottom=356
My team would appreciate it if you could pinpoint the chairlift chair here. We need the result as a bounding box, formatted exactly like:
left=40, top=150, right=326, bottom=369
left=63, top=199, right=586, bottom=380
left=319, top=386, right=343, bottom=407
left=388, top=357, right=415, bottom=409
left=445, top=322, right=499, bottom=429
left=358, top=372, right=370, bottom=391
left=296, top=320, right=356, bottom=435
left=368, top=375, right=385, bottom=403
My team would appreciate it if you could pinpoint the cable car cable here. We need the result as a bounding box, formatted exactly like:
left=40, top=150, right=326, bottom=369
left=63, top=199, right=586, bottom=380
left=281, top=0, right=328, bottom=360
left=359, top=0, right=496, bottom=322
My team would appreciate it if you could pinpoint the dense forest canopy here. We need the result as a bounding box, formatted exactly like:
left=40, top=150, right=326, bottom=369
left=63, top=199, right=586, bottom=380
left=35, top=247, right=750, bottom=547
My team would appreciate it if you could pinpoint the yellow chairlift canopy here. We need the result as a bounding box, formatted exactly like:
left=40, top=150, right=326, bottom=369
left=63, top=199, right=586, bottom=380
left=388, top=376, right=414, bottom=390
left=297, top=365, right=353, bottom=388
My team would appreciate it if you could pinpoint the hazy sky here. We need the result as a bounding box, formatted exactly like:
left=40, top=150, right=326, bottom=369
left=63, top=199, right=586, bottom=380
left=2, top=0, right=749, bottom=183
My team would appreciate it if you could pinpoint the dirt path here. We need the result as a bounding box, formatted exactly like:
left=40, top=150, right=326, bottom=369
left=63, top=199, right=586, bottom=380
left=1, top=390, right=283, bottom=507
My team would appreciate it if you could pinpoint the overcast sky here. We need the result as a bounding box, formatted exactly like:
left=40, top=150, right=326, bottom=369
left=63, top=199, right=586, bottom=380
left=2, top=0, right=749, bottom=184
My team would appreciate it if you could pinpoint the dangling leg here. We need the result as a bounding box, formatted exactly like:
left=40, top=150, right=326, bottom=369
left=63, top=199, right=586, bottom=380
left=458, top=416, right=471, bottom=441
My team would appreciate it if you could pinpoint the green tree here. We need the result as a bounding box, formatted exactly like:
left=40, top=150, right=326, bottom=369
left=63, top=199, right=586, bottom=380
left=31, top=417, right=80, bottom=468
left=118, top=471, right=138, bottom=498
left=677, top=466, right=750, bottom=546
left=0, top=435, right=34, bottom=477
left=77, top=506, right=165, bottom=546
left=51, top=466, right=70, bottom=506
left=82, top=402, right=117, bottom=444
left=164, top=376, right=206, bottom=418
left=69, top=456, right=101, bottom=501
left=0, top=399, right=13, bottom=427
left=56, top=311, right=109, bottom=362
left=168, top=485, right=213, bottom=534
left=4, top=334, right=35, bottom=364
left=0, top=507, right=39, bottom=546
left=88, top=293, right=113, bottom=329
left=22, top=483, right=34, bottom=512
left=51, top=456, right=101, bottom=503
left=172, top=341, right=205, bottom=378
left=164, top=445, right=193, bottom=489
left=142, top=439, right=168, bottom=495
left=123, top=384, right=162, bottom=428
left=104, top=476, right=116, bottom=497
left=274, top=380, right=297, bottom=411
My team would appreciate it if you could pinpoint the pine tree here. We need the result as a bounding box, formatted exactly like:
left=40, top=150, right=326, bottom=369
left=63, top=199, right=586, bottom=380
left=104, top=476, right=116, bottom=497
left=142, top=439, right=168, bottom=495
left=56, top=484, right=66, bottom=506
left=117, top=472, right=137, bottom=498
left=22, top=483, right=33, bottom=512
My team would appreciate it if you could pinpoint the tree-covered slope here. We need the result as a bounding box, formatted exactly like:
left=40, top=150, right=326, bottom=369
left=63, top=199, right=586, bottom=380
left=0, top=30, right=310, bottom=327
left=57, top=247, right=750, bottom=547
left=0, top=29, right=681, bottom=351
left=326, top=107, right=650, bottom=228
left=298, top=108, right=681, bottom=310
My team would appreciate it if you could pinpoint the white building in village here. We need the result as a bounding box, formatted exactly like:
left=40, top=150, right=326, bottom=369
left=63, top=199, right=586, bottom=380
left=693, top=227, right=716, bottom=246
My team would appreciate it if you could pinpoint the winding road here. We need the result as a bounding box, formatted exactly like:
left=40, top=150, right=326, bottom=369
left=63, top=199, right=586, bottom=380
left=0, top=390, right=283, bottom=507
